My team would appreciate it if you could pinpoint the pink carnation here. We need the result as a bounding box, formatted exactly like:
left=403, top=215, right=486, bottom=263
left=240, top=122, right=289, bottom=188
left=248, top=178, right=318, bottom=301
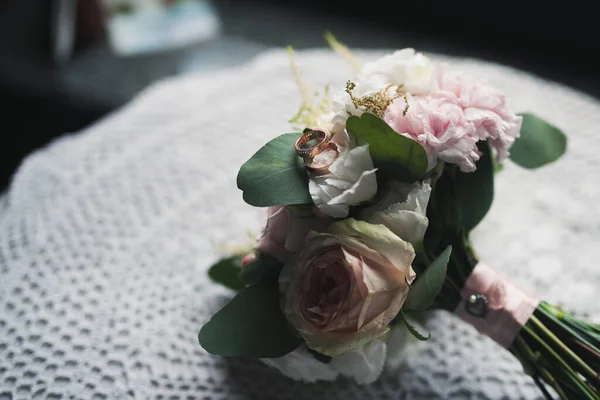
left=383, top=68, right=522, bottom=171
left=384, top=94, right=480, bottom=172
left=437, top=66, right=522, bottom=160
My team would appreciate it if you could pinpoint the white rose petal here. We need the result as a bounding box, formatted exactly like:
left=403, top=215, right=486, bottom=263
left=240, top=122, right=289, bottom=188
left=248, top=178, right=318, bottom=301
left=260, top=322, right=423, bottom=384
left=360, top=182, right=432, bottom=246
left=260, top=346, right=339, bottom=383
left=361, top=49, right=435, bottom=95
left=331, top=339, right=387, bottom=384
left=367, top=210, right=428, bottom=247
left=260, top=340, right=387, bottom=385
left=385, top=321, right=426, bottom=371
left=309, top=133, right=377, bottom=218
left=331, top=49, right=435, bottom=133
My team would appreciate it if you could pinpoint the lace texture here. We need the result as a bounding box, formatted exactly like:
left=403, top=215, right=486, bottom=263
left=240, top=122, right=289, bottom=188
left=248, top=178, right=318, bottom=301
left=1, top=49, right=599, bottom=400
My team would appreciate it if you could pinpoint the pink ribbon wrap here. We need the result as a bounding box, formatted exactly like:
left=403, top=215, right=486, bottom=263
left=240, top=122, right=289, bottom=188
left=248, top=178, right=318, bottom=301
left=455, top=262, right=539, bottom=348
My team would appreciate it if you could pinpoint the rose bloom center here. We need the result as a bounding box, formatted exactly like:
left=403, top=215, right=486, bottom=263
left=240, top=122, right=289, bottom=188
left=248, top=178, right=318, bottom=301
left=300, top=248, right=354, bottom=328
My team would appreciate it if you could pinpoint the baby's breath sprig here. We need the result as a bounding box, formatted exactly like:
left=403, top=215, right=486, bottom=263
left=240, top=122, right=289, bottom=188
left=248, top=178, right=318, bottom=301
left=345, top=81, right=410, bottom=117
left=211, top=230, right=257, bottom=256
left=324, top=31, right=361, bottom=73
left=287, top=46, right=332, bottom=130
left=401, top=91, right=410, bottom=116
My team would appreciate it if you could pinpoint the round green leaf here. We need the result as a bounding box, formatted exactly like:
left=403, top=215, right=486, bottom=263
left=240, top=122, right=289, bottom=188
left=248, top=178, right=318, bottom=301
left=510, top=113, right=567, bottom=169
left=346, top=113, right=428, bottom=182
left=198, top=279, right=301, bottom=358
left=238, top=256, right=283, bottom=286
left=405, top=246, right=452, bottom=311
left=454, top=141, right=494, bottom=233
left=208, top=256, right=244, bottom=291
left=237, top=133, right=312, bottom=207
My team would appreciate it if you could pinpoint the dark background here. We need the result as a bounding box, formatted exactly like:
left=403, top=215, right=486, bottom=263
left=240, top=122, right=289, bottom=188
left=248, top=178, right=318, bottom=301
left=0, top=1, right=598, bottom=192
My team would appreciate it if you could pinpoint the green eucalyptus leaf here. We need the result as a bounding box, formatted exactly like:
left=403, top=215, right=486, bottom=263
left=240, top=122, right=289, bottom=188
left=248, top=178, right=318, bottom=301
left=400, top=311, right=431, bottom=341
left=405, top=246, right=452, bottom=311
left=346, top=113, right=428, bottom=182
left=427, top=165, right=462, bottom=236
left=198, top=279, right=301, bottom=357
left=454, top=141, right=494, bottom=233
left=510, top=113, right=567, bottom=169
left=208, top=256, right=245, bottom=291
left=238, top=256, right=284, bottom=286
left=237, top=133, right=312, bottom=207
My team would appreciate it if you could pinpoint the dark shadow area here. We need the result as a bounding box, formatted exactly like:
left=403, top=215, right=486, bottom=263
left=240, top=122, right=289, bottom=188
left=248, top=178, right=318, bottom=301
left=0, top=1, right=598, bottom=192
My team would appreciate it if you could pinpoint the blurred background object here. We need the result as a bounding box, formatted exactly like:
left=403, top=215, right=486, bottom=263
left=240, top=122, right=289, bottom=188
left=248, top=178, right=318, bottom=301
left=101, top=0, right=220, bottom=56
left=0, top=1, right=598, bottom=192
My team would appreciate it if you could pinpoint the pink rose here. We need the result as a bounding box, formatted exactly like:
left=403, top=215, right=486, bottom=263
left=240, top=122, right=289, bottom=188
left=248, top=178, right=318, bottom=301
left=384, top=94, right=480, bottom=172
left=280, top=219, right=416, bottom=356
left=256, top=206, right=333, bottom=262
left=437, top=66, right=522, bottom=160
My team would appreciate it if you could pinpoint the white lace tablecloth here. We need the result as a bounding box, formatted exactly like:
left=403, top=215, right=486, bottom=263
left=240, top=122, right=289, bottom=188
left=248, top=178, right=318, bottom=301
left=1, top=49, right=599, bottom=400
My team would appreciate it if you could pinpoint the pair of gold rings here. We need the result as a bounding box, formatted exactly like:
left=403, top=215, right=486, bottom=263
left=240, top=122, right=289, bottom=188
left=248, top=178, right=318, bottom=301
left=294, top=129, right=337, bottom=175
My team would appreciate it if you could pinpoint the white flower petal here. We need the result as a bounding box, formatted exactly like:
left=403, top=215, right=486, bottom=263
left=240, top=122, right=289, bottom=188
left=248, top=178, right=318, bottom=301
left=260, top=324, right=424, bottom=384
left=366, top=210, right=428, bottom=246
left=323, top=178, right=353, bottom=191
left=309, top=179, right=337, bottom=203
left=362, top=182, right=430, bottom=216
left=260, top=346, right=339, bottom=383
left=330, top=49, right=435, bottom=133
left=401, top=182, right=431, bottom=216
left=328, top=169, right=378, bottom=206
left=385, top=322, right=425, bottom=371
left=359, top=182, right=431, bottom=245
left=329, top=144, right=374, bottom=182
left=331, top=340, right=387, bottom=385
left=261, top=340, right=392, bottom=385
left=309, top=141, right=378, bottom=218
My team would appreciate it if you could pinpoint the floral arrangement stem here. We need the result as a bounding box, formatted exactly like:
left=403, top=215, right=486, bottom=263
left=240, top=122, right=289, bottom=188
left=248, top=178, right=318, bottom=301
left=441, top=244, right=600, bottom=399
left=425, top=157, right=600, bottom=399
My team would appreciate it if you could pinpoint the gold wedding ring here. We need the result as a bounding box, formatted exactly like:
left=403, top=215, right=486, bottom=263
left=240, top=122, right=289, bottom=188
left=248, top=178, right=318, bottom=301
left=294, top=129, right=332, bottom=159
left=294, top=129, right=338, bottom=176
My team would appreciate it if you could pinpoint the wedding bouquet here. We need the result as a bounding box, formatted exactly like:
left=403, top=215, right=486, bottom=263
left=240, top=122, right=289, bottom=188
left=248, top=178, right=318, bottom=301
left=199, top=37, right=600, bottom=399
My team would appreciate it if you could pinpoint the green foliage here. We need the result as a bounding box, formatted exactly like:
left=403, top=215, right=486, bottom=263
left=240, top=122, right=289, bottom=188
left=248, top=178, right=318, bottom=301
left=454, top=141, right=494, bottom=233
left=423, top=157, right=486, bottom=311
left=238, top=256, right=284, bottom=287
left=237, top=133, right=312, bottom=207
left=198, top=279, right=301, bottom=358
left=510, top=113, right=567, bottom=169
left=405, top=246, right=452, bottom=311
left=400, top=311, right=431, bottom=341
left=345, top=113, right=428, bottom=182
left=208, top=256, right=245, bottom=291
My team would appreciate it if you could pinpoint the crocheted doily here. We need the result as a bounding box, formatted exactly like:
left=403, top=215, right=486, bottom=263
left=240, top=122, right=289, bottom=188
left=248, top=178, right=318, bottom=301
left=1, top=48, right=599, bottom=400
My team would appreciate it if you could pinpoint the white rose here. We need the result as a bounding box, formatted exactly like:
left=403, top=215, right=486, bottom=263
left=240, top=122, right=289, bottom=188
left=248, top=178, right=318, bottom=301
left=260, top=322, right=424, bottom=384
left=259, top=345, right=340, bottom=383
left=308, top=131, right=377, bottom=218
left=360, top=48, right=435, bottom=95
left=331, top=49, right=435, bottom=133
left=384, top=318, right=426, bottom=371
left=360, top=181, right=431, bottom=246
left=261, top=341, right=385, bottom=385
